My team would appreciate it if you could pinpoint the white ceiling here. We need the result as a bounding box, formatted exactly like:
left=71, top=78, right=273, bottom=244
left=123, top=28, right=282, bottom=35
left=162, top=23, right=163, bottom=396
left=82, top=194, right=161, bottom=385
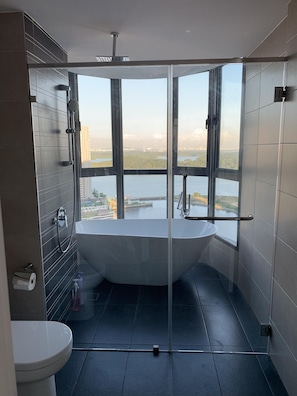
left=0, top=0, right=289, bottom=62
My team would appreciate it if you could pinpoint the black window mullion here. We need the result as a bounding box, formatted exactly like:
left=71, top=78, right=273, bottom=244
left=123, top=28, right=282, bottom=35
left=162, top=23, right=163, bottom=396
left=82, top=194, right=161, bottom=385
left=111, top=79, right=124, bottom=219
left=207, top=68, right=221, bottom=218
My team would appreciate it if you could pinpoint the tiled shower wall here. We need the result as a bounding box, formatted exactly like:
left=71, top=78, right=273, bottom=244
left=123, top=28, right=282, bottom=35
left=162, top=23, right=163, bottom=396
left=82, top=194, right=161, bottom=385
left=25, top=14, right=77, bottom=321
left=0, top=12, right=76, bottom=321
left=239, top=1, right=297, bottom=394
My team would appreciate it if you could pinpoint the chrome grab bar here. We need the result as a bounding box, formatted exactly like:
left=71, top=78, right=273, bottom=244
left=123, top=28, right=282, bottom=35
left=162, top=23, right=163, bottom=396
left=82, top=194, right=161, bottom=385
left=184, top=214, right=254, bottom=221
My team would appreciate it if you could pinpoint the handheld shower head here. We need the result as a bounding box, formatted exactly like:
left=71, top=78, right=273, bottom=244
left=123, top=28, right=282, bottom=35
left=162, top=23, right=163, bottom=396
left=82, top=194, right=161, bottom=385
left=68, top=99, right=79, bottom=113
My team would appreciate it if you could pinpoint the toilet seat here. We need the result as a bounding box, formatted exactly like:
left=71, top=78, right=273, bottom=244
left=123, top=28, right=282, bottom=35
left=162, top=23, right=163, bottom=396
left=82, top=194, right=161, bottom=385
left=11, top=321, right=72, bottom=381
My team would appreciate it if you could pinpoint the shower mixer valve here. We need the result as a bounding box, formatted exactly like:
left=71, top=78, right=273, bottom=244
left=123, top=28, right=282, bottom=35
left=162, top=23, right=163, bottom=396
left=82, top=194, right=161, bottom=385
left=53, top=207, right=68, bottom=228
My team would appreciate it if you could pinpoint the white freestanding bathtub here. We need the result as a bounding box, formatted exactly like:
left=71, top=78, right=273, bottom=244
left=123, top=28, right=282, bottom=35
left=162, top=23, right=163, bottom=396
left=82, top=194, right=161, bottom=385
left=76, top=219, right=217, bottom=286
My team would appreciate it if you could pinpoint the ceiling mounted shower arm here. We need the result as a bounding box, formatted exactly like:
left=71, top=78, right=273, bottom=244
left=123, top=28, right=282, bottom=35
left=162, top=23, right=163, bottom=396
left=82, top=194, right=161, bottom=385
left=111, top=32, right=119, bottom=60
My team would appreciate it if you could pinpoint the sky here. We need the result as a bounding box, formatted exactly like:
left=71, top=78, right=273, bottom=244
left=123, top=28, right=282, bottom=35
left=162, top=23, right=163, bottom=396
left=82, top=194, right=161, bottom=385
left=77, top=63, right=242, bottom=151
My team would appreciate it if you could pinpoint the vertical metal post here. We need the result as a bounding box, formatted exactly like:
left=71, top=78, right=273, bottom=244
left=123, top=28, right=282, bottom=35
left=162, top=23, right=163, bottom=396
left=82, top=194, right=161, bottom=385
left=111, top=78, right=124, bottom=219
left=167, top=65, right=173, bottom=352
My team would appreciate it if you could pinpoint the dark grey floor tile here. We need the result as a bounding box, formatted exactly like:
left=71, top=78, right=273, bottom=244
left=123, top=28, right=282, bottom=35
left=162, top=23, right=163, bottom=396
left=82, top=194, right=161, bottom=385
left=172, top=277, right=200, bottom=305
left=109, top=284, right=140, bottom=305
left=189, top=263, right=221, bottom=280
left=214, top=354, right=273, bottom=396
left=201, top=304, right=251, bottom=350
left=257, top=354, right=289, bottom=396
left=66, top=307, right=103, bottom=346
left=172, top=352, right=221, bottom=396
left=123, top=352, right=172, bottom=396
left=93, top=304, right=136, bottom=345
left=57, top=266, right=287, bottom=396
left=196, top=279, right=232, bottom=306
left=132, top=305, right=168, bottom=345
left=234, top=305, right=268, bottom=351
left=73, top=351, right=128, bottom=396
left=94, top=279, right=113, bottom=305
left=139, top=285, right=168, bottom=305
left=56, top=350, right=87, bottom=396
left=172, top=305, right=209, bottom=348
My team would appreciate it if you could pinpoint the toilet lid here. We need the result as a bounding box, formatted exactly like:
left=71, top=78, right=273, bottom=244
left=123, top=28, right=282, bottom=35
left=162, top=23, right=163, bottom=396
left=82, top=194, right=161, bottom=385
left=11, top=321, right=73, bottom=372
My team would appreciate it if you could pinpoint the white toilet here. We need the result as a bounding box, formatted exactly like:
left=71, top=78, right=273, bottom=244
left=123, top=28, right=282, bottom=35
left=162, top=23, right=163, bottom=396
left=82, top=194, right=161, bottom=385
left=11, top=320, right=73, bottom=396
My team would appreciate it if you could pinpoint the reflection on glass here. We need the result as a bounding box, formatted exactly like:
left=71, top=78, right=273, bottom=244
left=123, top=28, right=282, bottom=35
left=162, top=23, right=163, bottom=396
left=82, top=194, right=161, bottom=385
left=215, top=178, right=239, bottom=245
left=219, top=64, right=242, bottom=170
left=78, top=75, right=112, bottom=168
left=122, top=79, right=167, bottom=170
left=178, top=72, right=209, bottom=167
left=174, top=175, right=208, bottom=218
left=124, top=175, right=167, bottom=219
left=80, top=176, right=117, bottom=220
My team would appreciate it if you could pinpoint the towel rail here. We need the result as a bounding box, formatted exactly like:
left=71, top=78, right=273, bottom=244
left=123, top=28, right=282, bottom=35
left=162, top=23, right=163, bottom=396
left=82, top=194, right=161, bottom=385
left=184, top=214, right=254, bottom=221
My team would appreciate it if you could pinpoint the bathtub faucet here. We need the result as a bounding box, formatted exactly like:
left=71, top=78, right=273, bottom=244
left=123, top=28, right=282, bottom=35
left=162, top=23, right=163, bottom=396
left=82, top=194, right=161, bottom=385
left=177, top=174, right=190, bottom=216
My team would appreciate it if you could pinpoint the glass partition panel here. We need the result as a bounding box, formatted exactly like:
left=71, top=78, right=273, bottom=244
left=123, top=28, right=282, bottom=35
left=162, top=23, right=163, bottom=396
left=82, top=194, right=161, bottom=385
left=215, top=178, right=239, bottom=245
left=27, top=59, right=286, bottom=356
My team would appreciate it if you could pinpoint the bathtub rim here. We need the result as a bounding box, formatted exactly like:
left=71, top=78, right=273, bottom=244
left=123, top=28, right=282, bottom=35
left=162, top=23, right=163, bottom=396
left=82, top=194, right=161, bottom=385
left=76, top=218, right=218, bottom=239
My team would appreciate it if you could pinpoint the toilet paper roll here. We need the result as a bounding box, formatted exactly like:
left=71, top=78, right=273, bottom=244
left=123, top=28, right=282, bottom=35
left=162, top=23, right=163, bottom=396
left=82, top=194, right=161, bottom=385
left=13, top=271, right=36, bottom=291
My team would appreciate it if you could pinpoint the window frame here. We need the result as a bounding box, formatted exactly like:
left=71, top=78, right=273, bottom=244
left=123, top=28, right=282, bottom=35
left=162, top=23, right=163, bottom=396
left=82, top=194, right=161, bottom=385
left=73, top=64, right=243, bottom=246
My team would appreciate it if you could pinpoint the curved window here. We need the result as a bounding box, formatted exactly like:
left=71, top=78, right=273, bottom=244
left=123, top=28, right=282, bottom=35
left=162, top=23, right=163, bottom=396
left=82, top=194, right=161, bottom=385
left=76, top=64, right=243, bottom=246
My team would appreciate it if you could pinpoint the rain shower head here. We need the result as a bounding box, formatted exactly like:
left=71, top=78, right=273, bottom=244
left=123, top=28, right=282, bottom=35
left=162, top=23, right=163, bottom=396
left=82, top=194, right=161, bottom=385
left=96, top=32, right=129, bottom=62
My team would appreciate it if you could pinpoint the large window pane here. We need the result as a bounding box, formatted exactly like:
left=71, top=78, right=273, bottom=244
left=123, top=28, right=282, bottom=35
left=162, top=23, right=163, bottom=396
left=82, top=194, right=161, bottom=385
left=178, top=72, right=209, bottom=167
left=80, top=176, right=116, bottom=220
left=215, top=178, right=239, bottom=245
left=78, top=75, right=112, bottom=168
left=219, top=64, right=242, bottom=170
left=124, top=175, right=167, bottom=219
left=122, top=79, right=167, bottom=170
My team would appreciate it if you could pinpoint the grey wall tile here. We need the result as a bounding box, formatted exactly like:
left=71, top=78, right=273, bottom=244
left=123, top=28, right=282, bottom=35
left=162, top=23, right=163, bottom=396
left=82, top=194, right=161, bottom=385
left=280, top=143, right=297, bottom=196
left=254, top=217, right=274, bottom=264
left=270, top=326, right=297, bottom=396
left=238, top=263, right=270, bottom=323
left=277, top=191, right=297, bottom=251
left=271, top=282, right=297, bottom=358
left=260, top=63, right=285, bottom=108
left=256, top=145, right=279, bottom=186
left=283, top=89, right=297, bottom=143
left=244, top=74, right=260, bottom=112
left=258, top=104, right=281, bottom=145
left=242, top=110, right=259, bottom=145
left=241, top=145, right=258, bottom=177
left=274, top=237, right=297, bottom=306
left=254, top=181, right=276, bottom=226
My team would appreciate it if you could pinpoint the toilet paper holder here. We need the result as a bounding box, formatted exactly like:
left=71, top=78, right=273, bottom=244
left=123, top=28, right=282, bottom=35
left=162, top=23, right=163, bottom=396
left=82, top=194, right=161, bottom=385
left=23, top=263, right=34, bottom=272
left=13, top=263, right=37, bottom=291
